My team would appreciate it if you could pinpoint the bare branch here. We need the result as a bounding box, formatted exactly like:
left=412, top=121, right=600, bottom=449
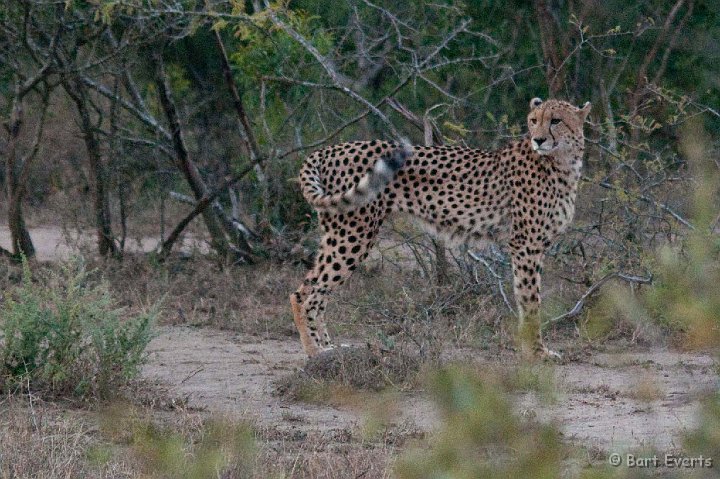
left=545, top=272, right=653, bottom=325
left=79, top=77, right=170, bottom=140
left=157, top=162, right=259, bottom=260
left=276, top=72, right=415, bottom=160
left=264, top=0, right=408, bottom=144
left=653, top=0, right=694, bottom=84
left=586, top=176, right=696, bottom=230
left=637, top=0, right=686, bottom=90
left=468, top=251, right=516, bottom=315
left=211, top=24, right=262, bottom=162
left=386, top=97, right=442, bottom=145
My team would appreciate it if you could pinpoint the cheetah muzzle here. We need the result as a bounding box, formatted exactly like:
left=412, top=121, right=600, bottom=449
left=292, top=97, right=591, bottom=360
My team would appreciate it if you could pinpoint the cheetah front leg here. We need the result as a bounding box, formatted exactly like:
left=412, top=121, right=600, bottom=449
left=510, top=252, right=560, bottom=360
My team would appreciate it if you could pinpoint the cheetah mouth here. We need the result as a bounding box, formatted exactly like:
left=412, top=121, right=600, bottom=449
left=533, top=145, right=555, bottom=155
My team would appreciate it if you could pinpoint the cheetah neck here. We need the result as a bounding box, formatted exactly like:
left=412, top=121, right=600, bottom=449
left=543, top=139, right=584, bottom=195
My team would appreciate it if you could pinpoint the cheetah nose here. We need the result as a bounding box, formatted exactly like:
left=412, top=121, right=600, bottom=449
left=533, top=137, right=546, bottom=147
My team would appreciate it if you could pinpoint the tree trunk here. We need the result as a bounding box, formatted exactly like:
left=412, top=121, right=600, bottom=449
left=532, top=0, right=569, bottom=97
left=155, top=59, right=253, bottom=262
left=4, top=92, right=35, bottom=258
left=7, top=191, right=35, bottom=258
left=66, top=80, right=118, bottom=257
left=211, top=28, right=269, bottom=232
left=7, top=193, right=34, bottom=258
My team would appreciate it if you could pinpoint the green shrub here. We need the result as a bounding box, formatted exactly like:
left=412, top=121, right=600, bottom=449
left=0, top=259, right=156, bottom=399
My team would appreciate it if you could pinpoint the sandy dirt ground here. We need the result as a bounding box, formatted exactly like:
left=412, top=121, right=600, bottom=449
left=142, top=326, right=717, bottom=453
left=0, top=226, right=207, bottom=261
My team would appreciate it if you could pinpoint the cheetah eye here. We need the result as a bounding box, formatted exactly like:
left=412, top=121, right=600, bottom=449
left=530, top=118, right=537, bottom=125
left=550, top=118, right=561, bottom=125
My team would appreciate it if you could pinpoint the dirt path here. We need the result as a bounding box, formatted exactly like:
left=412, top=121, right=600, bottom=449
left=0, top=226, right=206, bottom=261
left=532, top=350, right=716, bottom=451
left=141, top=327, right=437, bottom=435
left=142, top=326, right=717, bottom=452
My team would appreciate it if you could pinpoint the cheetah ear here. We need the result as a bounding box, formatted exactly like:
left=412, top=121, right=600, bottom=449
left=578, top=101, right=591, bottom=121
left=530, top=97, right=543, bottom=110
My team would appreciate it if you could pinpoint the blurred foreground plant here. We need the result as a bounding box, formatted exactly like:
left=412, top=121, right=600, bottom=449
left=395, top=365, right=563, bottom=479
left=99, top=405, right=256, bottom=479
left=583, top=120, right=720, bottom=346
left=643, top=121, right=720, bottom=348
left=590, top=120, right=720, bottom=478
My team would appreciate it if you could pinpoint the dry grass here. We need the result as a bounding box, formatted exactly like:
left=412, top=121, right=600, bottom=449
left=624, top=376, right=666, bottom=403
left=0, top=394, right=407, bottom=479
left=301, top=346, right=421, bottom=389
left=0, top=397, right=135, bottom=478
left=256, top=426, right=403, bottom=479
left=0, top=255, right=305, bottom=339
left=1, top=231, right=518, bottom=354
left=104, top=255, right=303, bottom=338
left=329, top=247, right=514, bottom=355
left=274, top=345, right=422, bottom=405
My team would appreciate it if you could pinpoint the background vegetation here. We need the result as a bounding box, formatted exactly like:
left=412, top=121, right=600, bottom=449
left=0, top=0, right=718, bottom=477
left=1, top=0, right=717, bottom=271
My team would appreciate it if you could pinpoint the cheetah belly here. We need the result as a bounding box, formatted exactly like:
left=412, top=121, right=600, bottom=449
left=404, top=205, right=512, bottom=249
left=552, top=195, right=576, bottom=235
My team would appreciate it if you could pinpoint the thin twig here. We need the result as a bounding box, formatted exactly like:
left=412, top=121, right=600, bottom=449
left=468, top=251, right=516, bottom=315
left=545, top=272, right=653, bottom=325
left=181, top=367, right=205, bottom=384
left=587, top=176, right=695, bottom=230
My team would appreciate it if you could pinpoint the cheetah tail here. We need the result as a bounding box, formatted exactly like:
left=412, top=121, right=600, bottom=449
left=304, top=147, right=411, bottom=213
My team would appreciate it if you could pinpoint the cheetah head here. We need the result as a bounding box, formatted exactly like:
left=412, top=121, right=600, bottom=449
left=527, top=97, right=591, bottom=156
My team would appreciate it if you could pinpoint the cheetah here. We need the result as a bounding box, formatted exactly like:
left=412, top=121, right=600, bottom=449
left=291, top=98, right=591, bottom=359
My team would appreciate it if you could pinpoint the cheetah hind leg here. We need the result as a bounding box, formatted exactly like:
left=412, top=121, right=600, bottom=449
left=290, top=291, right=334, bottom=357
left=291, top=212, right=384, bottom=357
